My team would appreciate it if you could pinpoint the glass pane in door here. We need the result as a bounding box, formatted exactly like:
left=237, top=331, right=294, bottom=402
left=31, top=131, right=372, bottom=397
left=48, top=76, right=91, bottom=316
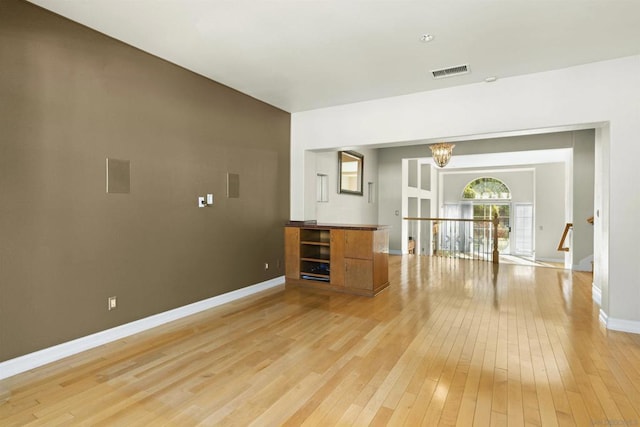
left=514, top=203, right=534, bottom=256
left=473, top=203, right=511, bottom=254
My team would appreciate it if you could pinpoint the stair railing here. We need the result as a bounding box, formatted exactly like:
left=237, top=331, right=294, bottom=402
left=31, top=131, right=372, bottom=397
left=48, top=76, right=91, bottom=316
left=557, top=223, right=573, bottom=252
left=404, top=212, right=500, bottom=264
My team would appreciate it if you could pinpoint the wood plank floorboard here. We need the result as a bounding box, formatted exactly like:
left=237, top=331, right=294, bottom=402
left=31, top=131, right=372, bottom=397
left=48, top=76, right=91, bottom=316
left=2, top=255, right=640, bottom=426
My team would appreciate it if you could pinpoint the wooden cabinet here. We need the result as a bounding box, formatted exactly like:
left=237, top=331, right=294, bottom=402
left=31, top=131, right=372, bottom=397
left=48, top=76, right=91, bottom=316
left=284, top=224, right=389, bottom=297
left=330, top=229, right=345, bottom=287
left=299, top=228, right=331, bottom=281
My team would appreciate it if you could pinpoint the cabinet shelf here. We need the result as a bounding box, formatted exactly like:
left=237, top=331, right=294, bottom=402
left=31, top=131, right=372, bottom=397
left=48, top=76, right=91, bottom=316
left=300, top=241, right=330, bottom=246
left=301, top=257, right=330, bottom=263
left=300, top=229, right=330, bottom=244
left=300, top=239, right=330, bottom=262
left=301, top=273, right=330, bottom=279
left=300, top=259, right=329, bottom=278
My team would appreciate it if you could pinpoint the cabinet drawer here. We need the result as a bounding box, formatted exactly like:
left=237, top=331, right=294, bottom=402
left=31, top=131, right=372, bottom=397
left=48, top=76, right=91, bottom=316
left=344, top=230, right=372, bottom=260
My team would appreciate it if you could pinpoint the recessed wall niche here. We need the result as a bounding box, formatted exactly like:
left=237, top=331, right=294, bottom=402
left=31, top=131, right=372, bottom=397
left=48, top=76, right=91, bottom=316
left=317, top=174, right=328, bottom=202
left=227, top=173, right=240, bottom=198
left=106, top=158, right=130, bottom=194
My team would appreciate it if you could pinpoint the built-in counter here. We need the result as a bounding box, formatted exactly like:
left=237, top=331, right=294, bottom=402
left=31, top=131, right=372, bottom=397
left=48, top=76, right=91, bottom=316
left=284, top=222, right=390, bottom=296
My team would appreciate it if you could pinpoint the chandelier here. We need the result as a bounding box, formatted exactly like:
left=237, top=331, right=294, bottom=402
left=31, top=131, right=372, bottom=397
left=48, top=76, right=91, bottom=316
left=429, top=143, right=455, bottom=168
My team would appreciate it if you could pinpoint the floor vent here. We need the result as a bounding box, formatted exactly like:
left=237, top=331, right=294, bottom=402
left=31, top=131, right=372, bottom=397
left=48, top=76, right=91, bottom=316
left=431, top=64, right=470, bottom=79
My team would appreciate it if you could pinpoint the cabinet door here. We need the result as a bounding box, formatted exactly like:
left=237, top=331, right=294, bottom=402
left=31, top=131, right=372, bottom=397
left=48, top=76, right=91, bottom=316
left=344, top=230, right=372, bottom=260
left=372, top=229, right=389, bottom=288
left=345, top=258, right=373, bottom=291
left=330, top=229, right=345, bottom=286
left=284, top=227, right=300, bottom=279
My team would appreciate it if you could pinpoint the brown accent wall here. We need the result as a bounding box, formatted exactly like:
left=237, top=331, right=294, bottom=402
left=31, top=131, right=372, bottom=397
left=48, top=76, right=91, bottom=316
left=0, top=0, right=290, bottom=361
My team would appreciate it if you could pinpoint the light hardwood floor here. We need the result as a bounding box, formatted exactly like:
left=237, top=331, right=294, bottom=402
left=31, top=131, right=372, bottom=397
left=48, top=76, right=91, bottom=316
left=1, top=256, right=640, bottom=426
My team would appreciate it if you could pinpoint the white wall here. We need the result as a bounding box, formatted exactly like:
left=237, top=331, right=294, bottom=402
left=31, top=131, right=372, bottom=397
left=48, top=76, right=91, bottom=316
left=376, top=134, right=577, bottom=255
left=440, top=165, right=565, bottom=261
left=291, top=55, right=640, bottom=332
left=403, top=160, right=435, bottom=255
left=534, top=163, right=567, bottom=260
left=441, top=170, right=534, bottom=204
left=377, top=145, right=437, bottom=251
left=311, top=147, right=378, bottom=224
left=594, top=126, right=610, bottom=312
left=572, top=131, right=595, bottom=270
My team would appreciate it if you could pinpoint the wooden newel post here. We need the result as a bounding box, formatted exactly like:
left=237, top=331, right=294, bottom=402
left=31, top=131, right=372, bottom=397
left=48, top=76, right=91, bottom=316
left=492, top=212, right=499, bottom=264
left=433, top=220, right=439, bottom=255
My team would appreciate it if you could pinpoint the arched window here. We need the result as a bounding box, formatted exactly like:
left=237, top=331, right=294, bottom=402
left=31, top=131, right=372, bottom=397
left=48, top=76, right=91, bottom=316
left=462, top=177, right=511, bottom=200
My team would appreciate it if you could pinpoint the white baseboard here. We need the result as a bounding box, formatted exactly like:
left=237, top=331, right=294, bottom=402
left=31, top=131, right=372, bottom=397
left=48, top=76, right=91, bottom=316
left=0, top=276, right=285, bottom=381
left=605, top=317, right=640, bottom=335
left=592, top=283, right=602, bottom=306
left=574, top=254, right=593, bottom=272
left=599, top=308, right=609, bottom=326
left=599, top=309, right=640, bottom=335
left=535, top=257, right=564, bottom=263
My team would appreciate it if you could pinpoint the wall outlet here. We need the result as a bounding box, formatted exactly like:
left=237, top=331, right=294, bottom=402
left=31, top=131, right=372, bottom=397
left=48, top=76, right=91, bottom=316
left=108, top=296, right=117, bottom=311
left=198, top=196, right=206, bottom=208
left=264, top=262, right=269, bottom=271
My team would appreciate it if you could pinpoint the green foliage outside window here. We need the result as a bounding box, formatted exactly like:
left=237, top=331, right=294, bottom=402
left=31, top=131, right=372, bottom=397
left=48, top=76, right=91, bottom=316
left=462, top=177, right=511, bottom=200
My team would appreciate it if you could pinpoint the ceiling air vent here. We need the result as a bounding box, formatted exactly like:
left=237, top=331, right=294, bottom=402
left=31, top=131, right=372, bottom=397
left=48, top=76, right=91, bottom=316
left=431, top=64, right=470, bottom=79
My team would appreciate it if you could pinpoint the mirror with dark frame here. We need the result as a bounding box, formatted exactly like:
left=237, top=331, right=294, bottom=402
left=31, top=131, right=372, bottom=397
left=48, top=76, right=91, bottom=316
left=338, top=150, right=364, bottom=195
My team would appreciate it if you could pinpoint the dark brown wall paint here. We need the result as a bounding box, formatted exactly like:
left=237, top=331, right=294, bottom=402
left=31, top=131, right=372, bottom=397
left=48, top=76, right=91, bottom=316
left=0, top=0, right=291, bottom=361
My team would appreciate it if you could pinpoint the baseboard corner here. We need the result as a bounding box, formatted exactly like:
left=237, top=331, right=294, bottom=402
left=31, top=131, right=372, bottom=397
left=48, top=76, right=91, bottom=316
left=592, top=283, right=602, bottom=306
left=599, top=308, right=609, bottom=326
left=606, top=316, right=640, bottom=335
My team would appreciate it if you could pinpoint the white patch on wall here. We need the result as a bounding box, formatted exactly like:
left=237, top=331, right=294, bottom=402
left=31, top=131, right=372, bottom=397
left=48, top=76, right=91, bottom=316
left=317, top=174, right=328, bottom=202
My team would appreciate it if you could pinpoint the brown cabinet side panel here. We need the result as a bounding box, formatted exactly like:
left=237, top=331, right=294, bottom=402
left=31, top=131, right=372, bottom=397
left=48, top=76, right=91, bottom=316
left=344, top=230, right=373, bottom=260
left=373, top=229, right=389, bottom=288
left=284, top=227, right=300, bottom=280
left=330, top=229, right=345, bottom=287
left=373, top=252, right=389, bottom=289
left=345, top=258, right=373, bottom=291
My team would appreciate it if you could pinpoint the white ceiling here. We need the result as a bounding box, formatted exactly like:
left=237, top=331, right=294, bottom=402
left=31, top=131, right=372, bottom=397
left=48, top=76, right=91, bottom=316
left=27, top=1, right=640, bottom=113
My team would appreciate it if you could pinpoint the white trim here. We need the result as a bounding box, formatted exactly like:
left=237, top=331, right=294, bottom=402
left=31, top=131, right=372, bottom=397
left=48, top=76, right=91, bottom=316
left=599, top=308, right=609, bottom=326
left=598, top=309, right=640, bottom=335
left=535, top=257, right=564, bottom=264
left=605, top=317, right=640, bottom=335
left=573, top=254, right=594, bottom=272
left=599, top=308, right=640, bottom=335
left=0, top=276, right=285, bottom=380
left=592, top=283, right=602, bottom=306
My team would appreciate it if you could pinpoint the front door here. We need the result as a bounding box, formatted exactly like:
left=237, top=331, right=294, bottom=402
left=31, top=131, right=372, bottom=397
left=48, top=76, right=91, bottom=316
left=473, top=203, right=511, bottom=255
